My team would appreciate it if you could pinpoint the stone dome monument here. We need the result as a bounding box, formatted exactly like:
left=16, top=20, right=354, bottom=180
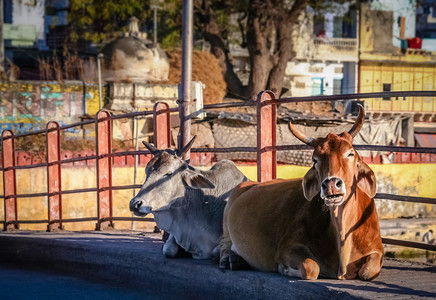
left=101, top=17, right=169, bottom=82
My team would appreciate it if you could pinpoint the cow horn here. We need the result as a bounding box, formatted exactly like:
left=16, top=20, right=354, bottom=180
left=142, top=141, right=160, bottom=155
left=177, top=135, right=197, bottom=158
left=348, top=104, right=365, bottom=138
left=288, top=121, right=315, bottom=147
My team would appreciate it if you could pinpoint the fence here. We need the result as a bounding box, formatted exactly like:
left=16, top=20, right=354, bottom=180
left=1, top=90, right=436, bottom=252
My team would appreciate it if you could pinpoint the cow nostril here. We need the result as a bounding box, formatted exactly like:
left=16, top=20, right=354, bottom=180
left=322, top=182, right=328, bottom=191
left=335, top=179, right=343, bottom=189
left=134, top=200, right=143, bottom=210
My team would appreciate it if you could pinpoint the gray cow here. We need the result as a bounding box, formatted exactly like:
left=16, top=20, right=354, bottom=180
left=130, top=136, right=247, bottom=260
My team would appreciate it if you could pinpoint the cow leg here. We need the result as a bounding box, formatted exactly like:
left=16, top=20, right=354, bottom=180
left=162, top=234, right=181, bottom=258
left=219, top=218, right=248, bottom=269
left=219, top=232, right=232, bottom=269
left=219, top=201, right=233, bottom=269
left=358, top=252, right=383, bottom=281
left=277, top=244, right=320, bottom=280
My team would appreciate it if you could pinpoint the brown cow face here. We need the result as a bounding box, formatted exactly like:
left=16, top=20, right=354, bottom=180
left=289, top=104, right=377, bottom=205
left=302, top=132, right=376, bottom=206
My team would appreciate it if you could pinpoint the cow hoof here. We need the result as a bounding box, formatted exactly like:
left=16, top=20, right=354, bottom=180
left=163, top=243, right=179, bottom=258
left=358, top=266, right=379, bottom=281
left=219, top=249, right=230, bottom=269
left=219, top=256, right=229, bottom=269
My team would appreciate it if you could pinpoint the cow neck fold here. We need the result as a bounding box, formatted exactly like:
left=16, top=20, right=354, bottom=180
left=329, top=190, right=358, bottom=279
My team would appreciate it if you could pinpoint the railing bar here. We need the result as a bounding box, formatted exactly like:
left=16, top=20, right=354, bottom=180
left=58, top=155, right=97, bottom=164
left=2, top=219, right=49, bottom=224
left=5, top=145, right=435, bottom=169
left=277, top=91, right=436, bottom=104
left=204, top=101, right=256, bottom=109
left=112, top=217, right=155, bottom=222
left=382, top=237, right=436, bottom=251
left=111, top=185, right=143, bottom=191
left=116, top=147, right=259, bottom=155
left=13, top=188, right=100, bottom=198
left=14, top=192, right=48, bottom=198
left=7, top=129, right=47, bottom=139
left=271, top=145, right=435, bottom=154
left=107, top=111, right=154, bottom=120
left=114, top=146, right=436, bottom=155
left=61, top=188, right=97, bottom=195
left=0, top=217, right=155, bottom=224
left=111, top=151, right=151, bottom=157
left=58, top=119, right=95, bottom=131
left=191, top=147, right=257, bottom=153
left=274, top=145, right=312, bottom=151
left=8, top=163, right=48, bottom=170
left=61, top=217, right=99, bottom=223
left=354, top=145, right=436, bottom=154
left=375, top=193, right=436, bottom=204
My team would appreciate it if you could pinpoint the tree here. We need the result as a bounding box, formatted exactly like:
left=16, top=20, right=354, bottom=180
left=67, top=0, right=348, bottom=100
left=194, top=0, right=311, bottom=99
left=67, top=0, right=151, bottom=46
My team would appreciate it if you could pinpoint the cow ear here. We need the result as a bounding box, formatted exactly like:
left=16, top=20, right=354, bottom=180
left=302, top=167, right=320, bottom=201
left=182, top=169, right=215, bottom=189
left=357, top=160, right=377, bottom=198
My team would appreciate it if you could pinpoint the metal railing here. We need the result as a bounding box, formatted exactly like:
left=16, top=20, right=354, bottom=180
left=0, top=91, right=435, bottom=252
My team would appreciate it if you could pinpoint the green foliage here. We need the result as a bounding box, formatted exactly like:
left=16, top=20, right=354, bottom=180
left=68, top=0, right=151, bottom=45
left=159, top=0, right=183, bottom=49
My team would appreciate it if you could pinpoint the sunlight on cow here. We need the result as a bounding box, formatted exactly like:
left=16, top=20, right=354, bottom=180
left=130, top=136, right=247, bottom=260
left=220, top=104, right=384, bottom=280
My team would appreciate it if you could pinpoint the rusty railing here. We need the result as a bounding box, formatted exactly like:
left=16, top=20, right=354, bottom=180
left=0, top=91, right=435, bottom=252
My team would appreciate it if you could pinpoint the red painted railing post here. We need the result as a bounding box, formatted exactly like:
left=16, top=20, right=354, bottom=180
left=2, top=130, right=18, bottom=231
left=95, top=110, right=114, bottom=230
left=153, top=102, right=171, bottom=149
left=257, top=91, right=277, bottom=183
left=46, top=122, right=63, bottom=232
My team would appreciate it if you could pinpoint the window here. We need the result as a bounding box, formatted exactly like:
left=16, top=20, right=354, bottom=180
left=295, top=82, right=306, bottom=89
left=333, top=79, right=342, bottom=95
left=383, top=83, right=391, bottom=100
left=311, top=78, right=324, bottom=96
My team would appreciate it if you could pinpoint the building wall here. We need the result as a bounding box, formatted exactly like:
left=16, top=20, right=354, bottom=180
left=0, top=81, right=102, bottom=134
left=285, top=61, right=345, bottom=97
left=11, top=0, right=47, bottom=49
left=370, top=0, right=416, bottom=48
left=359, top=62, right=436, bottom=113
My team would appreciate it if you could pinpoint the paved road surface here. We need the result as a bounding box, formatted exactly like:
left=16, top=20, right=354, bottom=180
left=0, top=231, right=435, bottom=299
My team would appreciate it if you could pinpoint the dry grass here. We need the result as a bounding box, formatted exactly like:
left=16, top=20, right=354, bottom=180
left=38, top=54, right=98, bottom=82
left=165, top=50, right=227, bottom=104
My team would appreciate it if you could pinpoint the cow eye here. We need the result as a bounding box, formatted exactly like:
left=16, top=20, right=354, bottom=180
left=347, top=151, right=355, bottom=158
left=312, top=158, right=318, bottom=164
left=165, top=172, right=173, bottom=177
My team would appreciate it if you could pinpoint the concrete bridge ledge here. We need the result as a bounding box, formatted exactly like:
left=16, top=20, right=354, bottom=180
left=0, top=231, right=435, bottom=299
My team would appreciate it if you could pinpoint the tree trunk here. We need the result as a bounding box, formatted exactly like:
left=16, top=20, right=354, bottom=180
left=195, top=0, right=309, bottom=100
left=195, top=1, right=246, bottom=98
left=267, top=20, right=295, bottom=96
left=245, top=2, right=274, bottom=99
left=267, top=0, right=308, bottom=97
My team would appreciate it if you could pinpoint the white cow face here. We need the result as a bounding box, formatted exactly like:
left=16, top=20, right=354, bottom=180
left=129, top=137, right=214, bottom=216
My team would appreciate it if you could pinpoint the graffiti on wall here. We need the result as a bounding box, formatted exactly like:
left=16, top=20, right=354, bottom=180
left=0, top=81, right=103, bottom=137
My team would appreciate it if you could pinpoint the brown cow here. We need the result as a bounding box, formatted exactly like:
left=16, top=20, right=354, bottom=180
left=220, top=104, right=383, bottom=280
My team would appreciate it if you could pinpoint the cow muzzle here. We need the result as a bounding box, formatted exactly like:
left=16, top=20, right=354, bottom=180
left=320, top=177, right=346, bottom=206
left=130, top=199, right=152, bottom=216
